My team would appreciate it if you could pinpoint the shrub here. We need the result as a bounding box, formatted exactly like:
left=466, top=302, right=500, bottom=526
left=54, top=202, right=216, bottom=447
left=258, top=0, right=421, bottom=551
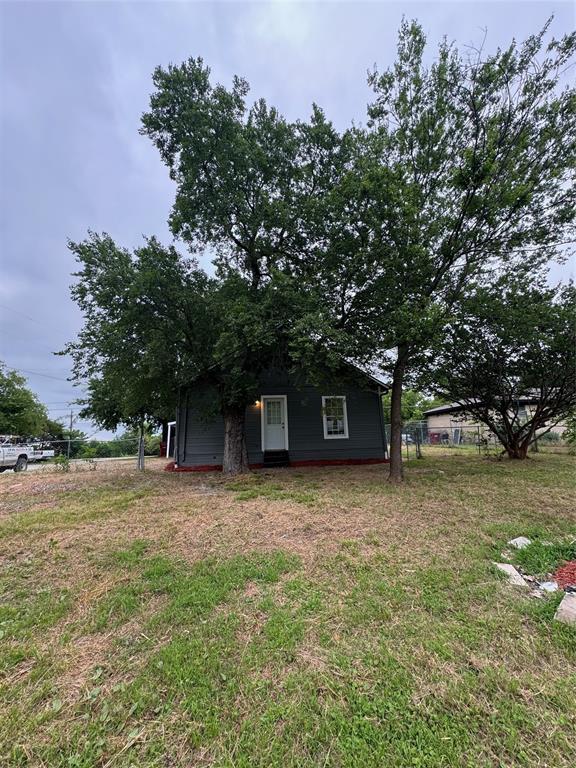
left=53, top=454, right=70, bottom=473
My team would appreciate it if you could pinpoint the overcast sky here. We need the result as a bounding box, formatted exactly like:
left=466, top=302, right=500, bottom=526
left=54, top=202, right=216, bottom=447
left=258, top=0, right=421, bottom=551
left=1, top=0, right=574, bottom=438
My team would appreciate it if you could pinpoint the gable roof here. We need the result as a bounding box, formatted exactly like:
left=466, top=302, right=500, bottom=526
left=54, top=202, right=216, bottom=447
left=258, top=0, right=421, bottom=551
left=423, top=396, right=541, bottom=417
left=347, top=362, right=388, bottom=390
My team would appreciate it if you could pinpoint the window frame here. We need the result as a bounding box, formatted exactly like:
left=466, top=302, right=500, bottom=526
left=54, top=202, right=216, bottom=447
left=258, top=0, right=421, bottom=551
left=321, top=395, right=349, bottom=440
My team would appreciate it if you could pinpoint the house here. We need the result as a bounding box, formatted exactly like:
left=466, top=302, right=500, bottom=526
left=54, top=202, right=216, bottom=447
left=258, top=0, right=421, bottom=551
left=423, top=400, right=567, bottom=444
left=171, top=367, right=388, bottom=470
left=422, top=403, right=485, bottom=444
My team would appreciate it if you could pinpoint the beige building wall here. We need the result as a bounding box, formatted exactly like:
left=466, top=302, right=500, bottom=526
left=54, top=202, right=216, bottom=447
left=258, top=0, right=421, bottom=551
left=426, top=414, right=480, bottom=432
left=426, top=409, right=567, bottom=440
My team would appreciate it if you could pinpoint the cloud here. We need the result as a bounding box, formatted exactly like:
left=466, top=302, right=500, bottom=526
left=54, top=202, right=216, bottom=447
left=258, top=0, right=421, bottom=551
left=250, top=0, right=313, bottom=46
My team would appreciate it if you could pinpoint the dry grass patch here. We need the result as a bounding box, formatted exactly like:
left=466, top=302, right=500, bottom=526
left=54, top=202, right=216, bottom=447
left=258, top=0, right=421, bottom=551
left=0, top=453, right=575, bottom=767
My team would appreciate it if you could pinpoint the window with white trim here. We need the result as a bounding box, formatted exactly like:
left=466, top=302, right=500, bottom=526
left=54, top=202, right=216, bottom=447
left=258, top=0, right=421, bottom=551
left=322, top=396, right=349, bottom=439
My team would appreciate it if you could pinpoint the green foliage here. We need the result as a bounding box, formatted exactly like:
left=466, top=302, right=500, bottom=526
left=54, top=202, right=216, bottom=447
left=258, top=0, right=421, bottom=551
left=41, top=419, right=66, bottom=441
left=65, top=57, right=349, bottom=472
left=53, top=454, right=70, bottom=473
left=0, top=363, right=47, bottom=436
left=63, top=236, right=195, bottom=430
left=563, top=412, right=576, bottom=454
left=64, top=21, right=576, bottom=476
left=65, top=235, right=321, bottom=432
left=514, top=539, right=576, bottom=577
left=141, top=58, right=342, bottom=278
left=381, top=389, right=445, bottom=423
left=298, top=20, right=576, bottom=478
left=537, top=431, right=561, bottom=444
left=426, top=280, right=576, bottom=458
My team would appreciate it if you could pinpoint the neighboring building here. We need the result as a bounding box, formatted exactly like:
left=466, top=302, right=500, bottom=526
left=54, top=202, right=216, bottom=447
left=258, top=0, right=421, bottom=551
left=423, top=400, right=567, bottom=444
left=172, top=367, right=388, bottom=470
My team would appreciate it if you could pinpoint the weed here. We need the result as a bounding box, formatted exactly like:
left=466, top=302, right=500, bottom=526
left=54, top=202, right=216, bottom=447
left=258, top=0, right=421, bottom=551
left=514, top=539, right=576, bottom=576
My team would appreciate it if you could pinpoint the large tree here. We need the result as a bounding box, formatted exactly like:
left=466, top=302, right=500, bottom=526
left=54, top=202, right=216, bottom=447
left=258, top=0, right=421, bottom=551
left=303, top=20, right=576, bottom=481
left=0, top=363, right=48, bottom=436
left=65, top=234, right=314, bottom=473
left=66, top=58, right=346, bottom=473
left=424, top=279, right=576, bottom=459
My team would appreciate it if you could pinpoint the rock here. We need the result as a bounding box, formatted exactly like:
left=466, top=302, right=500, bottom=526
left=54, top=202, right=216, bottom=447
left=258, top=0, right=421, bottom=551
left=508, top=536, right=531, bottom=550
left=554, top=593, right=576, bottom=626
left=529, top=588, right=545, bottom=599
left=539, top=581, right=558, bottom=592
left=493, top=562, right=527, bottom=587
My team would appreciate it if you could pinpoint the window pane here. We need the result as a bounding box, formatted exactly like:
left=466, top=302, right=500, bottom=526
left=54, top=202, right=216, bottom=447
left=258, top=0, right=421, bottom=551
left=325, top=398, right=343, bottom=418
left=324, top=397, right=346, bottom=436
left=266, top=400, right=282, bottom=425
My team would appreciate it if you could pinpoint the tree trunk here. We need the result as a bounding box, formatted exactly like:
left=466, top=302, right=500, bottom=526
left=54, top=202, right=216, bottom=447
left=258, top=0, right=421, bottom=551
left=222, top=407, right=249, bottom=475
left=137, top=420, right=145, bottom=471
left=506, top=440, right=529, bottom=459
left=506, top=424, right=536, bottom=460
left=388, top=344, right=409, bottom=484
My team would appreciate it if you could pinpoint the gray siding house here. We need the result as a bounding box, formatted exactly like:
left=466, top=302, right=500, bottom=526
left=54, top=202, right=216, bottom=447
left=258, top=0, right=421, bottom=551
left=173, top=368, right=388, bottom=470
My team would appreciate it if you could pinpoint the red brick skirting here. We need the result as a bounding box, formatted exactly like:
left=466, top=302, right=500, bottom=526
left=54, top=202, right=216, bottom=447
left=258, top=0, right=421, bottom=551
left=289, top=458, right=389, bottom=467
left=165, top=457, right=388, bottom=472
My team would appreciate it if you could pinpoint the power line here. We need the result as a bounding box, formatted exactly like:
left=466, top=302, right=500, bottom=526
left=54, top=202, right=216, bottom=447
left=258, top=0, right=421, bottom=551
left=2, top=363, right=72, bottom=382
left=0, top=303, right=51, bottom=328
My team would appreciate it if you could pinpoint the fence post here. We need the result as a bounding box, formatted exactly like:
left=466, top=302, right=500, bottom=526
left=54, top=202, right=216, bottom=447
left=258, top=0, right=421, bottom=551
left=67, top=409, right=73, bottom=459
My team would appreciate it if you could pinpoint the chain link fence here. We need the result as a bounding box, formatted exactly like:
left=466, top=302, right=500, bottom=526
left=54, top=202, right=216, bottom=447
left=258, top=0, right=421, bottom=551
left=384, top=420, right=569, bottom=460
left=0, top=435, right=169, bottom=475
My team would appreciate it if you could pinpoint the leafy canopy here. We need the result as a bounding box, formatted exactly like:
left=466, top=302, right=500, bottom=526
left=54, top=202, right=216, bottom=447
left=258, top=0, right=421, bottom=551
left=141, top=57, right=344, bottom=286
left=293, top=18, right=576, bottom=478
left=306, top=19, right=576, bottom=359
left=424, top=278, right=576, bottom=457
left=65, top=234, right=315, bottom=430
left=0, top=363, right=48, bottom=436
left=381, top=390, right=446, bottom=424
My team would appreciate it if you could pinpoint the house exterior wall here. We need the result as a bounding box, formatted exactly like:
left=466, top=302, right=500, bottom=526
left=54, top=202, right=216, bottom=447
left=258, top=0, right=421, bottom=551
left=426, top=413, right=480, bottom=432
left=176, top=370, right=387, bottom=468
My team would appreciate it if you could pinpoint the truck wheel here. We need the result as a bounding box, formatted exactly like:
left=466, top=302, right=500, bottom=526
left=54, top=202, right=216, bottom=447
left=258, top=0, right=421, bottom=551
left=14, top=456, right=28, bottom=472
left=0, top=467, right=7, bottom=473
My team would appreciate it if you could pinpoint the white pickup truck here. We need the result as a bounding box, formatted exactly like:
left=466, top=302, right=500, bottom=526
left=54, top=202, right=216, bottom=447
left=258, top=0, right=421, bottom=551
left=0, top=437, right=55, bottom=473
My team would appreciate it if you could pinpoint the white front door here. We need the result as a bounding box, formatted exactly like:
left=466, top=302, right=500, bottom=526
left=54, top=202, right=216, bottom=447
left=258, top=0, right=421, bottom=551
left=262, top=396, right=288, bottom=450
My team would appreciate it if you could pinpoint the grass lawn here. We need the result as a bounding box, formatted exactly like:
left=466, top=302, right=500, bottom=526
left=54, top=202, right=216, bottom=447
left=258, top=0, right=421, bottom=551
left=1, top=452, right=575, bottom=767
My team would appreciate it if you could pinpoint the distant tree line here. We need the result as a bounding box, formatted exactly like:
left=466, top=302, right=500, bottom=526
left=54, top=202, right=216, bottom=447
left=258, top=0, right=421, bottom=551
left=0, top=363, right=161, bottom=457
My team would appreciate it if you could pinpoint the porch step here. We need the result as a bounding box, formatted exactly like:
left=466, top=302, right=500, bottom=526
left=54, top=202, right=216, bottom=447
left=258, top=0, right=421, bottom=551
left=263, top=450, right=290, bottom=468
